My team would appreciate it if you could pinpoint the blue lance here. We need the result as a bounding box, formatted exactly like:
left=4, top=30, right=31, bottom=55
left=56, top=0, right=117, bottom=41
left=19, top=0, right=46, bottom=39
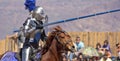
left=43, top=9, right=120, bottom=27
left=13, top=9, right=120, bottom=32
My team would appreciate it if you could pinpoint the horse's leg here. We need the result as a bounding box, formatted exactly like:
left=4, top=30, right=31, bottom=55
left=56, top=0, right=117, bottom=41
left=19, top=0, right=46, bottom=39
left=22, top=46, right=31, bottom=61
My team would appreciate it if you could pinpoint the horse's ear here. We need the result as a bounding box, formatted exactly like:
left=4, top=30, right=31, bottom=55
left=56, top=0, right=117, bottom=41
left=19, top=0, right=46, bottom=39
left=54, top=26, right=62, bottom=31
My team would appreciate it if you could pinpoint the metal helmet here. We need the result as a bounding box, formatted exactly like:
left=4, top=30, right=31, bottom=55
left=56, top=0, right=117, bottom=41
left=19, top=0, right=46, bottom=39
left=32, top=6, right=45, bottom=21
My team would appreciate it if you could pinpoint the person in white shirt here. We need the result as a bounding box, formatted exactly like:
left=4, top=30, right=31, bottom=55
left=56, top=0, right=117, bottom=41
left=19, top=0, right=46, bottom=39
left=68, top=36, right=84, bottom=61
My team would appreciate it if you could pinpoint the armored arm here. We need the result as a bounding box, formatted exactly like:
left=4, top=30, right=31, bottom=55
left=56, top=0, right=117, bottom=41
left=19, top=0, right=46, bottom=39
left=23, top=18, right=36, bottom=36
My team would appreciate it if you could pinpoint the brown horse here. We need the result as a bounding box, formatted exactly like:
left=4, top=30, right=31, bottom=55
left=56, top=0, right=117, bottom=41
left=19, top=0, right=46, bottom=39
left=0, top=26, right=75, bottom=61
left=40, top=26, right=75, bottom=61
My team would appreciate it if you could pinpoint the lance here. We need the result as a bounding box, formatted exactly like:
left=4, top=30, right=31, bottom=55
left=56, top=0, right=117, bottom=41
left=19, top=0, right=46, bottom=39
left=43, top=9, right=120, bottom=27
left=13, top=9, right=120, bottom=32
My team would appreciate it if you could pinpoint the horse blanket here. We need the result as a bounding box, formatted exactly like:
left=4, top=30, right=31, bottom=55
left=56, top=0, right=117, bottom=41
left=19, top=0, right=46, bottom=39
left=0, top=52, right=18, bottom=61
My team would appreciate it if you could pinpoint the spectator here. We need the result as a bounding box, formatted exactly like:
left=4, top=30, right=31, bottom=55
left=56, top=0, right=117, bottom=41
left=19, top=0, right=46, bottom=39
left=99, top=40, right=112, bottom=61
left=75, top=36, right=84, bottom=51
left=95, top=43, right=105, bottom=58
left=62, top=54, right=67, bottom=61
left=96, top=43, right=101, bottom=51
left=116, top=43, right=120, bottom=60
left=102, top=40, right=111, bottom=53
left=104, top=49, right=111, bottom=58
left=100, top=49, right=112, bottom=61
left=77, top=53, right=84, bottom=61
left=68, top=36, right=84, bottom=61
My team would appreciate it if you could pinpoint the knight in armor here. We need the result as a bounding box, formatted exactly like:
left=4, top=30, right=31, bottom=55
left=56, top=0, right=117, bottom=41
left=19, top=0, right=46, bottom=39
left=23, top=6, right=47, bottom=49
left=20, top=6, right=48, bottom=61
left=23, top=0, right=48, bottom=49
left=17, top=0, right=48, bottom=60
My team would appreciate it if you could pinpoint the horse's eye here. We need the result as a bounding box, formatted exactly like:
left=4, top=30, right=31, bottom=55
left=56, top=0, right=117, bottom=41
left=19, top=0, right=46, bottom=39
left=60, top=36, right=65, bottom=38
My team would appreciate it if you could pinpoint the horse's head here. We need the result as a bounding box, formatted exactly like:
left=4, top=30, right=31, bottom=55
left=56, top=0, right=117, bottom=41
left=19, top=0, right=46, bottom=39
left=52, top=26, right=75, bottom=52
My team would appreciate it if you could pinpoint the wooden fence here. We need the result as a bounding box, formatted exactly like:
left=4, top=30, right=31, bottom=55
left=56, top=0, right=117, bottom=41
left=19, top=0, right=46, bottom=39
left=0, top=34, right=18, bottom=55
left=0, top=32, right=120, bottom=56
left=68, top=32, right=120, bottom=56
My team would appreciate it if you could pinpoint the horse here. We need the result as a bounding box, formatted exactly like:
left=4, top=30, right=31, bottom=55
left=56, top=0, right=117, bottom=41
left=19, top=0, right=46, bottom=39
left=40, top=26, right=75, bottom=61
left=0, top=26, right=75, bottom=61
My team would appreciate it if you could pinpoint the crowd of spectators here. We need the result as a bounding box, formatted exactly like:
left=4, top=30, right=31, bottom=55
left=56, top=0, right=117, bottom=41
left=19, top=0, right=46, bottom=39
left=62, top=36, right=120, bottom=61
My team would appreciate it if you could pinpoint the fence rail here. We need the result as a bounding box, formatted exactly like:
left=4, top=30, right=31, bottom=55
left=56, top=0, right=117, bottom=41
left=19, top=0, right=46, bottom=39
left=0, top=32, right=120, bottom=56
left=0, top=34, right=18, bottom=55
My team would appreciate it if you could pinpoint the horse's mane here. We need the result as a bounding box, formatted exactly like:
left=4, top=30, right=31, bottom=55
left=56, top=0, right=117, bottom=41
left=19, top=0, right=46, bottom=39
left=42, top=26, right=62, bottom=54
left=47, top=26, right=62, bottom=45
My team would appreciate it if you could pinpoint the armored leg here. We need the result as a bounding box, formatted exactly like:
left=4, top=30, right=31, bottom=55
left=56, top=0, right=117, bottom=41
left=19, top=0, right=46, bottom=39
left=22, top=46, right=31, bottom=61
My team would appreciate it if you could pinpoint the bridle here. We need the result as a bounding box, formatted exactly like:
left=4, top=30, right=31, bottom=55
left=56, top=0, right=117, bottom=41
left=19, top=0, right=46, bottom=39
left=54, top=30, right=73, bottom=52
left=45, top=30, right=74, bottom=61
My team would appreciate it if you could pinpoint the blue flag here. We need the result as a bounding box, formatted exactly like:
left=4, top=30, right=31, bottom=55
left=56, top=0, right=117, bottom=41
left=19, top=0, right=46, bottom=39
left=24, top=0, right=36, bottom=12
